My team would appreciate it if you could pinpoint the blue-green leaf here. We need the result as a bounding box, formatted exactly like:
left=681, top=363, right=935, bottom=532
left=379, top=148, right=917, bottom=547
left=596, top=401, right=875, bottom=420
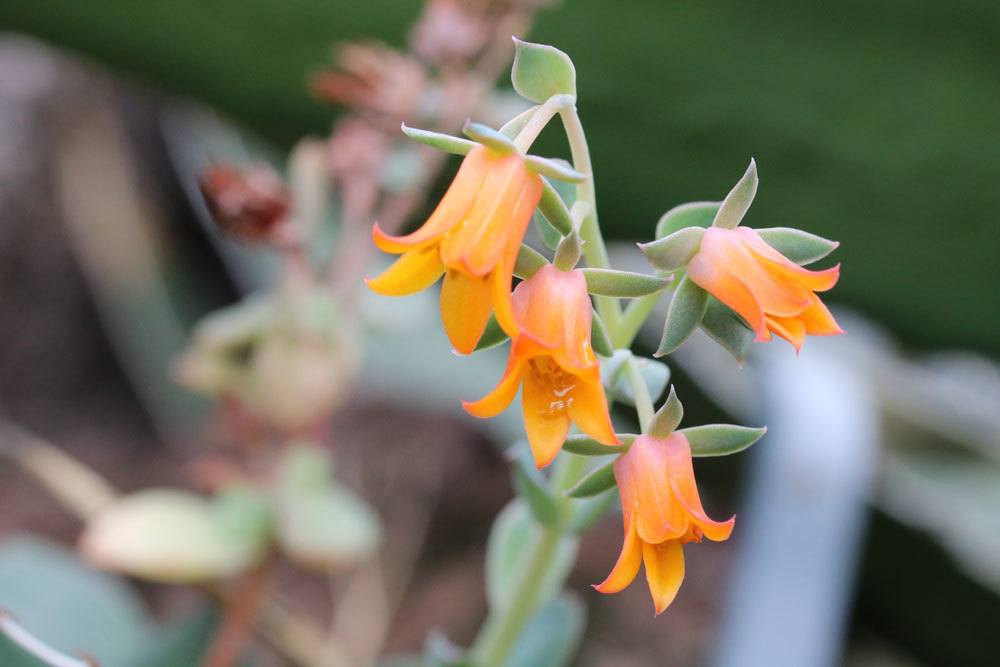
left=648, top=385, right=683, bottom=438
left=565, top=462, right=616, bottom=498
left=756, top=227, right=839, bottom=265
left=501, top=594, right=585, bottom=667
left=511, top=38, right=577, bottom=104
left=655, top=202, right=719, bottom=239
left=580, top=269, right=670, bottom=298
left=699, top=297, right=755, bottom=363
left=680, top=424, right=767, bottom=457
left=712, top=159, right=758, bottom=229
left=656, top=276, right=708, bottom=356
left=400, top=124, right=476, bottom=155
left=514, top=244, right=548, bottom=280
left=639, top=226, right=705, bottom=272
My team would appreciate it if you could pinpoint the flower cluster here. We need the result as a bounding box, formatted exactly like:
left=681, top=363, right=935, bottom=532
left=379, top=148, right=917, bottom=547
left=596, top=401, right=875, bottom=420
left=369, top=38, right=842, bottom=630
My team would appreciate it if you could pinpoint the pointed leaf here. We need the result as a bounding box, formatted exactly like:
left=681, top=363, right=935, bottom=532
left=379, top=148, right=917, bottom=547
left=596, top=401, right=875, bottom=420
left=524, top=155, right=586, bottom=183
left=562, top=434, right=635, bottom=456
left=475, top=316, right=509, bottom=352
left=712, top=159, right=758, bottom=229
left=699, top=297, right=754, bottom=363
left=639, top=226, right=705, bottom=272
left=649, top=385, right=683, bottom=438
left=680, top=424, right=767, bottom=457
left=580, top=269, right=670, bottom=298
left=400, top=124, right=476, bottom=155
left=656, top=276, right=708, bottom=356
left=589, top=310, right=614, bottom=358
left=655, top=201, right=719, bottom=239
left=756, top=227, right=839, bottom=265
left=553, top=230, right=582, bottom=270
left=512, top=458, right=561, bottom=526
left=565, top=462, right=616, bottom=498
left=511, top=38, right=577, bottom=104
left=514, top=244, right=548, bottom=280
left=462, top=121, right=517, bottom=154
left=534, top=211, right=562, bottom=250
left=538, top=179, right=574, bottom=234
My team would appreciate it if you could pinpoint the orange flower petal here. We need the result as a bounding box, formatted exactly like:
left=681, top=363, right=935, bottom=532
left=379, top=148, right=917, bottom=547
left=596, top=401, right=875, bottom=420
left=365, top=245, right=444, bottom=296
left=766, top=314, right=807, bottom=351
left=642, top=539, right=685, bottom=616
left=522, top=368, right=572, bottom=468
left=372, top=147, right=490, bottom=253
left=462, top=356, right=525, bottom=418
left=567, top=372, right=619, bottom=446
left=799, top=294, right=844, bottom=335
left=441, top=269, right=494, bottom=355
left=439, top=154, right=525, bottom=276
left=594, top=517, right=642, bottom=594
left=687, top=252, right=768, bottom=341
left=666, top=434, right=735, bottom=542
left=616, top=436, right=690, bottom=544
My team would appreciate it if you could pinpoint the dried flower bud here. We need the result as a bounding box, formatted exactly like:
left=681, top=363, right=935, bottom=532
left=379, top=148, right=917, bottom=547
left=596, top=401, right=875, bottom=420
left=199, top=163, right=290, bottom=241
left=310, top=42, right=426, bottom=119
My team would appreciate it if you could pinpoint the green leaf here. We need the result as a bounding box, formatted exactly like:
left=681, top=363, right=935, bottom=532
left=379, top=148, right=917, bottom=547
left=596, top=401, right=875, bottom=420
left=756, top=227, right=839, bottom=264
left=608, top=356, right=670, bottom=406
left=699, top=297, right=755, bottom=363
left=462, top=121, right=518, bottom=154
left=0, top=611, right=95, bottom=667
left=680, top=424, right=767, bottom=457
left=580, top=268, right=670, bottom=297
left=553, top=230, right=582, bottom=271
left=514, top=244, right=548, bottom=279
left=475, top=316, right=509, bottom=351
left=567, top=488, right=619, bottom=533
left=656, top=276, right=708, bottom=356
left=712, top=159, right=758, bottom=229
left=400, top=124, right=476, bottom=156
left=79, top=489, right=268, bottom=584
left=565, top=462, right=616, bottom=498
left=485, top=500, right=577, bottom=612
left=511, top=38, right=577, bottom=104
left=512, top=458, right=561, bottom=526
left=648, top=385, right=683, bottom=438
left=534, top=211, right=562, bottom=251
left=562, top=434, right=635, bottom=456
left=639, top=226, right=705, bottom=272
left=501, top=594, right=585, bottom=667
left=524, top=155, right=586, bottom=183
left=538, top=179, right=574, bottom=235
left=589, top=310, right=614, bottom=358
left=655, top=202, right=719, bottom=239
left=0, top=535, right=156, bottom=665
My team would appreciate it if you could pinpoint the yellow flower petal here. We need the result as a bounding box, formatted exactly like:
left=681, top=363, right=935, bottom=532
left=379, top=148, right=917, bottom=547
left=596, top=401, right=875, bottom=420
left=594, top=517, right=642, bottom=594
left=440, top=269, right=493, bottom=355
left=365, top=245, right=444, bottom=296
left=642, top=539, right=685, bottom=616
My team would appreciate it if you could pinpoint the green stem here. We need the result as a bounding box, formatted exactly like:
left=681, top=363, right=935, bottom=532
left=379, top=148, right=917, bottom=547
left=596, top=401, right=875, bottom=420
left=624, top=356, right=655, bottom=433
left=511, top=95, right=573, bottom=153
left=559, top=105, right=621, bottom=331
left=613, top=291, right=665, bottom=350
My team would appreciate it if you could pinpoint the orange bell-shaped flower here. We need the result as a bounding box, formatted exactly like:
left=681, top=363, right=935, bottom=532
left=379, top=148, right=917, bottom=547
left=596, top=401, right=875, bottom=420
left=595, top=432, right=734, bottom=615
left=463, top=265, right=619, bottom=468
left=687, top=226, right=843, bottom=351
left=366, top=145, right=542, bottom=354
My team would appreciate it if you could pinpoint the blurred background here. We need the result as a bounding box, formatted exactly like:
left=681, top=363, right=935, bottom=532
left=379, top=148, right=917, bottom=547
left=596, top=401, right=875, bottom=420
left=0, top=1, right=998, bottom=666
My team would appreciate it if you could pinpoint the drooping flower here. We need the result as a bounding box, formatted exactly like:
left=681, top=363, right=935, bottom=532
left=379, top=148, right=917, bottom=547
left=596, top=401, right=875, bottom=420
left=367, top=145, right=543, bottom=354
left=687, top=226, right=843, bottom=350
left=595, top=432, right=734, bottom=615
left=463, top=265, right=618, bottom=468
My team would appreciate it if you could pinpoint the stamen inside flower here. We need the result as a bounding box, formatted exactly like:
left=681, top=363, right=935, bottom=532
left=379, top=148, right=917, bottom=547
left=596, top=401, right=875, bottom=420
left=527, top=357, right=577, bottom=414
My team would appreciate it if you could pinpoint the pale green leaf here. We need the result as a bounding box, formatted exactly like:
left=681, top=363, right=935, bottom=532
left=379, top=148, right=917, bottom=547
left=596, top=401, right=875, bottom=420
left=580, top=268, right=670, bottom=298
left=756, top=227, right=839, bottom=265
left=656, top=276, right=708, bottom=356
left=511, top=38, right=577, bottom=104
left=680, top=424, right=767, bottom=457
left=712, top=159, right=758, bottom=229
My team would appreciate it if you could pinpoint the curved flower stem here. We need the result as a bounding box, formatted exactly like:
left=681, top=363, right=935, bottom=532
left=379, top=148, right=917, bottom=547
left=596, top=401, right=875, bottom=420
left=623, top=357, right=656, bottom=433
left=558, top=105, right=621, bottom=332
left=511, top=94, right=574, bottom=153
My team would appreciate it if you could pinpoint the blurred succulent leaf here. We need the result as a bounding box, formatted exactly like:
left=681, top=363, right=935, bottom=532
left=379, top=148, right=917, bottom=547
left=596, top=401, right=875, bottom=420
left=534, top=211, right=563, bottom=251
left=680, top=424, right=767, bottom=457
left=79, top=489, right=268, bottom=584
left=756, top=227, right=839, bottom=265
left=277, top=442, right=333, bottom=492
left=699, top=297, right=755, bottom=363
left=135, top=609, right=238, bottom=667
left=485, top=500, right=577, bottom=612
left=524, top=155, right=586, bottom=183
left=475, top=316, right=509, bottom=352
left=567, top=487, right=619, bottom=533
left=0, top=612, right=93, bottom=667
left=639, top=226, right=705, bottom=272
left=712, top=159, right=758, bottom=229
left=599, top=349, right=631, bottom=388
left=609, top=356, right=670, bottom=406
left=400, top=124, right=476, bottom=155
left=422, top=630, right=470, bottom=667
left=511, top=38, right=577, bottom=104
left=538, top=179, right=574, bottom=235
left=562, top=434, right=635, bottom=457
left=656, top=276, right=709, bottom=356
left=655, top=202, right=719, bottom=239
left=580, top=269, right=669, bottom=298
left=514, top=244, right=549, bottom=279
left=511, top=454, right=561, bottom=526
left=565, top=462, right=616, bottom=498
left=501, top=593, right=585, bottom=667
left=0, top=536, right=156, bottom=665
left=462, top=121, right=517, bottom=154
left=649, top=385, right=684, bottom=438
left=589, top=310, right=614, bottom=358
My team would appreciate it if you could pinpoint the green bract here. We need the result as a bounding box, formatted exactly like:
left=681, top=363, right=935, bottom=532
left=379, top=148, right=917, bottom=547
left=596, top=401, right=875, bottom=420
left=699, top=298, right=755, bottom=363
left=463, top=121, right=518, bottom=154
left=564, top=462, right=616, bottom=498
left=475, top=316, right=510, bottom=352
left=562, top=434, right=636, bottom=456
left=756, top=227, right=839, bottom=264
left=524, top=155, right=586, bottom=183
left=656, top=275, right=709, bottom=356
left=514, top=244, right=548, bottom=279
left=589, top=309, right=615, bottom=357
left=580, top=268, right=670, bottom=297
left=538, top=180, right=574, bottom=235
left=639, top=226, right=705, bottom=271
left=511, top=38, right=577, bottom=104
left=648, top=385, right=684, bottom=438
left=712, top=159, right=758, bottom=229
left=655, top=201, right=719, bottom=238
left=400, top=124, right=476, bottom=155
left=680, top=424, right=768, bottom=457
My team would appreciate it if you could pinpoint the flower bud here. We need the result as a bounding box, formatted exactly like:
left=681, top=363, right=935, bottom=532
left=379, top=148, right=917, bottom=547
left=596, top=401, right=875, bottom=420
left=198, top=163, right=290, bottom=242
